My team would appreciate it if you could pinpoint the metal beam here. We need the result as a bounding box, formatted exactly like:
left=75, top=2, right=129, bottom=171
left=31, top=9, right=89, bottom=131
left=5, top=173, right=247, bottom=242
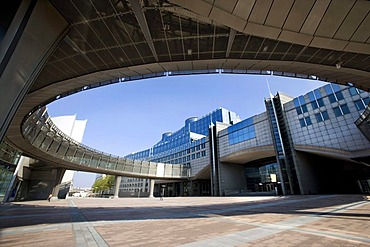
left=128, top=0, right=159, bottom=61
left=226, top=29, right=236, bottom=58
left=65, top=36, right=97, bottom=70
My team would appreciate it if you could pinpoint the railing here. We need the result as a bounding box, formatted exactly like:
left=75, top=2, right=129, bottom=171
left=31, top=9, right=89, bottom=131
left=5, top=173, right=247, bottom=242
left=21, top=107, right=190, bottom=179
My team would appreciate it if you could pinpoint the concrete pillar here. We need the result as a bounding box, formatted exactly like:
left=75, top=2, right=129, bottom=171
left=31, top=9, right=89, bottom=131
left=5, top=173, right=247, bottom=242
left=149, top=179, right=155, bottom=197
left=0, top=0, right=68, bottom=142
left=189, top=180, right=193, bottom=196
left=113, top=176, right=121, bottom=198
left=51, top=168, right=66, bottom=200
left=179, top=182, right=184, bottom=196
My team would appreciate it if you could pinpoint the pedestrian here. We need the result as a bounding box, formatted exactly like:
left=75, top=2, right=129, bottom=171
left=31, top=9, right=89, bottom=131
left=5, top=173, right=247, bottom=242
left=47, top=193, right=52, bottom=202
left=160, top=191, right=164, bottom=201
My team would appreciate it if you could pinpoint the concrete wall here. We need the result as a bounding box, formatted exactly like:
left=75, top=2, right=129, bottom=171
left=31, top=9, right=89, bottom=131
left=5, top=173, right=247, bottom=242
left=219, top=162, right=246, bottom=196
left=293, top=151, right=321, bottom=194
left=293, top=151, right=366, bottom=194
left=17, top=166, right=65, bottom=200
left=218, top=112, right=273, bottom=158
left=284, top=85, right=370, bottom=152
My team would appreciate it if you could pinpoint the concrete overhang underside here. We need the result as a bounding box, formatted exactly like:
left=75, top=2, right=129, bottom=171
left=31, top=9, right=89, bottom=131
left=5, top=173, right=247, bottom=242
left=29, top=0, right=370, bottom=95
left=219, top=145, right=276, bottom=164
left=294, top=145, right=370, bottom=165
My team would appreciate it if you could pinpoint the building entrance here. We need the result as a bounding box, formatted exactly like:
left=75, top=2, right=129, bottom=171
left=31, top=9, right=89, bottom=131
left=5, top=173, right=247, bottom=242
left=245, top=158, right=281, bottom=194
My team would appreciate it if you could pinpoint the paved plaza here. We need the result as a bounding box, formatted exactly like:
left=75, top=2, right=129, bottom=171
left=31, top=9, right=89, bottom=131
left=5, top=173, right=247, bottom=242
left=0, top=195, right=369, bottom=246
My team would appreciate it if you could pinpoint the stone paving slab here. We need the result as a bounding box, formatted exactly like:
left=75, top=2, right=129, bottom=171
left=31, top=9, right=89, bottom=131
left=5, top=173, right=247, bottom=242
left=0, top=195, right=369, bottom=246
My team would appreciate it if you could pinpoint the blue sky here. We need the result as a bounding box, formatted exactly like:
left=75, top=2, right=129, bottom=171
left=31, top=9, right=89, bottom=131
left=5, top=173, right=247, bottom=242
left=47, top=74, right=326, bottom=187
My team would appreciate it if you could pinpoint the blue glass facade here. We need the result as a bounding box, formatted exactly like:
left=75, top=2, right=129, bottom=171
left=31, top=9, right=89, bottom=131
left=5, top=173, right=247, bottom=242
left=294, top=83, right=370, bottom=128
left=125, top=108, right=240, bottom=165
left=227, top=117, right=256, bottom=145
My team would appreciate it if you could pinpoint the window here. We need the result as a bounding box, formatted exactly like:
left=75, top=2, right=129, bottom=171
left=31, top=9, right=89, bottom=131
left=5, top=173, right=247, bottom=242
left=296, top=107, right=302, bottom=115
left=196, top=152, right=200, bottom=158
left=314, top=89, right=322, bottom=99
left=228, top=118, right=256, bottom=145
left=341, top=104, right=350, bottom=114
left=315, top=113, right=323, bottom=123
left=328, top=94, right=336, bottom=103
left=305, top=116, right=312, bottom=126
left=322, top=111, right=329, bottom=120
left=335, top=91, right=344, bottom=101
left=349, top=87, right=359, bottom=96
left=301, top=104, right=308, bottom=113
left=324, top=84, right=333, bottom=95
left=191, top=154, right=195, bottom=160
left=317, top=98, right=325, bottom=107
left=363, top=97, right=370, bottom=106
left=293, top=98, right=300, bottom=107
left=333, top=104, right=350, bottom=117
left=294, top=97, right=306, bottom=115
left=311, top=101, right=318, bottom=109
left=299, top=118, right=306, bottom=127
left=333, top=106, right=342, bottom=117
left=332, top=84, right=341, bottom=92
left=308, top=90, right=325, bottom=108
left=354, top=100, right=365, bottom=111
left=201, top=150, right=206, bottom=157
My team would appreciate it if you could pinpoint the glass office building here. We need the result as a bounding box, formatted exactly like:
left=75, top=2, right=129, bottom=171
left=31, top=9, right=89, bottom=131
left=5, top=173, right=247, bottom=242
left=125, top=108, right=240, bottom=164
left=121, top=83, right=370, bottom=197
left=122, top=108, right=241, bottom=196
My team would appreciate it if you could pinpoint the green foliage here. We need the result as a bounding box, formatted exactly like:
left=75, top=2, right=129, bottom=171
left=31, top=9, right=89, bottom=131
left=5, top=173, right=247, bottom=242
left=92, top=175, right=115, bottom=193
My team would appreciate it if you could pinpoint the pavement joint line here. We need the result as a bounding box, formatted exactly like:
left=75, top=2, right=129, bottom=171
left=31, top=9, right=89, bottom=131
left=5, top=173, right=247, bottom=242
left=0, top=222, right=72, bottom=236
left=178, top=197, right=370, bottom=246
left=68, top=199, right=109, bottom=247
left=292, top=228, right=370, bottom=244
left=1, top=195, right=368, bottom=246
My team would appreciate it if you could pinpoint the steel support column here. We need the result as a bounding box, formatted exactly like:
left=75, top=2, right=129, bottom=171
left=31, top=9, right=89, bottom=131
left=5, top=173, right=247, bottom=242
left=0, top=0, right=68, bottom=142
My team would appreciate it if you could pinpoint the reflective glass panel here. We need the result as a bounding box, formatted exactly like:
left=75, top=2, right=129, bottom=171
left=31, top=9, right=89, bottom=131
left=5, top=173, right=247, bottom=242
left=305, top=116, right=312, bottom=125
left=311, top=101, right=318, bottom=109
left=333, top=106, right=342, bottom=117
left=328, top=94, right=336, bottom=103
left=354, top=100, right=365, bottom=111
left=301, top=104, right=308, bottom=113
left=341, top=104, right=350, bottom=115
left=335, top=91, right=344, bottom=101
left=349, top=87, right=358, bottom=96
left=317, top=98, right=325, bottom=107
left=315, top=113, right=323, bottom=122
left=322, top=111, right=329, bottom=120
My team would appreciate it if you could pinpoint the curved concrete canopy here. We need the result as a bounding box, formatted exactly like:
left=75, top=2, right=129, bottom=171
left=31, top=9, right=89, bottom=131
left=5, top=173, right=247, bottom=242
left=32, top=0, right=370, bottom=94
left=5, top=0, right=370, bottom=163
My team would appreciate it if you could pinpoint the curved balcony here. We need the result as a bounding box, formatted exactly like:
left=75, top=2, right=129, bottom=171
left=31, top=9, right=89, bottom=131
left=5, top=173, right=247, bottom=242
left=21, top=107, right=190, bottom=180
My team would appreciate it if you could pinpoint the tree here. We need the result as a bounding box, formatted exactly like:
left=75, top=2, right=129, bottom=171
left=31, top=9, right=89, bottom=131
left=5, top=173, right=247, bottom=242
left=92, top=175, right=115, bottom=194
